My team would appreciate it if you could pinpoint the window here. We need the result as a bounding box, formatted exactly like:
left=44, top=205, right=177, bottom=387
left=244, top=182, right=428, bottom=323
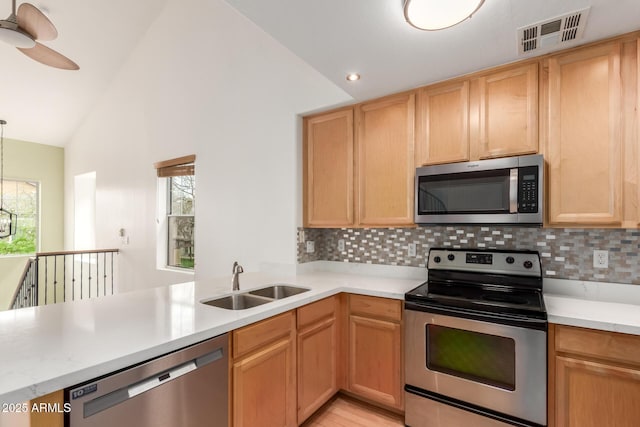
left=0, top=179, right=38, bottom=255
left=167, top=175, right=195, bottom=268
left=155, top=155, right=195, bottom=270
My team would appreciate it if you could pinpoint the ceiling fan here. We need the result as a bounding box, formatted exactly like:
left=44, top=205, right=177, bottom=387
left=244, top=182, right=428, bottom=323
left=0, top=0, right=78, bottom=70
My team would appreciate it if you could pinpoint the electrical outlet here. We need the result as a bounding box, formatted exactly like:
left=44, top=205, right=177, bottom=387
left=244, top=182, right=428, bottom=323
left=298, top=230, right=305, bottom=244
left=338, top=239, right=345, bottom=252
left=408, top=243, right=417, bottom=257
left=306, top=241, right=315, bottom=253
left=593, top=250, right=608, bottom=268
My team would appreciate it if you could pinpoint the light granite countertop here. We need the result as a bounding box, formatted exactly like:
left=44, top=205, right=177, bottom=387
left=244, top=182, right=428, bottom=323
left=1, top=262, right=639, bottom=406
left=543, top=278, right=640, bottom=335
left=0, top=268, right=422, bottom=405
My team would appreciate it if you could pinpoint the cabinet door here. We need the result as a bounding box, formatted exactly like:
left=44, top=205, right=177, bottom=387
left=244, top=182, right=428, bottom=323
left=356, top=93, right=415, bottom=226
left=555, top=356, right=640, bottom=427
left=547, top=43, right=622, bottom=225
left=416, top=81, right=469, bottom=165
left=297, top=316, right=338, bottom=423
left=304, top=109, right=354, bottom=227
left=233, top=337, right=296, bottom=427
left=478, top=63, right=538, bottom=159
left=348, top=315, right=402, bottom=409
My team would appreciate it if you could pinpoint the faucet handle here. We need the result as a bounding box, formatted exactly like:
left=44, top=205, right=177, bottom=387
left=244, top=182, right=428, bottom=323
left=232, top=261, right=243, bottom=274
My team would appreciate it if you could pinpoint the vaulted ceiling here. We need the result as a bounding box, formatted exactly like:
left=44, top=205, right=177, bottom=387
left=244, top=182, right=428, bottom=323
left=2, top=0, right=640, bottom=146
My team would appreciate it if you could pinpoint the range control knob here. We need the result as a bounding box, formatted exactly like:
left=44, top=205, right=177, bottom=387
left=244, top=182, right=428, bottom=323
left=523, top=260, right=533, bottom=269
left=433, top=256, right=441, bottom=263
left=506, top=256, right=515, bottom=264
left=447, top=254, right=455, bottom=261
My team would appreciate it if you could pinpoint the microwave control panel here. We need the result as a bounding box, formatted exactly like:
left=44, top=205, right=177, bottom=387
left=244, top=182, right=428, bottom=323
left=518, top=166, right=538, bottom=213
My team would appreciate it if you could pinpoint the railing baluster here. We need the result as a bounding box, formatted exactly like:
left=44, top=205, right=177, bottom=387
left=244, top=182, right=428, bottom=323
left=72, top=254, right=76, bottom=301
left=88, top=252, right=92, bottom=299
left=34, top=259, right=38, bottom=307
left=44, top=256, right=48, bottom=305
left=103, top=252, right=107, bottom=296
left=10, top=249, right=119, bottom=309
left=63, top=255, right=66, bottom=303
left=80, top=253, right=84, bottom=300
left=53, top=255, right=57, bottom=304
left=95, top=252, right=98, bottom=298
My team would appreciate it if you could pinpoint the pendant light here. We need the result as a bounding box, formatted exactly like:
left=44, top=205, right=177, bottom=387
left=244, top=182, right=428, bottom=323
left=404, top=0, right=485, bottom=31
left=0, top=119, right=17, bottom=239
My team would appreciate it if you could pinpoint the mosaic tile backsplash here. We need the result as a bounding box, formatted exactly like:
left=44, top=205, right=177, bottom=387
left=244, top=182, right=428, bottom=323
left=297, top=227, right=640, bottom=285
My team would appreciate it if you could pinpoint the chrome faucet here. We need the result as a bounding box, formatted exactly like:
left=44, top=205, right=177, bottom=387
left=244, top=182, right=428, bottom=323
left=232, top=262, right=244, bottom=291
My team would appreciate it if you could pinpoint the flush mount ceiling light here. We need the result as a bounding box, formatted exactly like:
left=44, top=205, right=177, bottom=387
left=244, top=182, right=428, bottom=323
left=346, top=73, right=361, bottom=81
left=404, top=0, right=485, bottom=31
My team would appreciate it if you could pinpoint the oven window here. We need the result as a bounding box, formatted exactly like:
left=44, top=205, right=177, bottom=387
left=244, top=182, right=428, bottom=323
left=426, top=325, right=515, bottom=391
left=418, top=170, right=510, bottom=215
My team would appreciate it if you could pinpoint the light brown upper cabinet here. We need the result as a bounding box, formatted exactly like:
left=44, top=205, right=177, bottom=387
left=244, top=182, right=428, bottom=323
left=356, top=93, right=416, bottom=226
left=303, top=109, right=354, bottom=227
left=416, top=63, right=538, bottom=166
left=546, top=42, right=622, bottom=226
left=416, top=81, right=470, bottom=165
left=477, top=63, right=539, bottom=159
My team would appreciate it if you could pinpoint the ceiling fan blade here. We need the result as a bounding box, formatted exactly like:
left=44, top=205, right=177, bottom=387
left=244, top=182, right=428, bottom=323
left=17, top=3, right=57, bottom=41
left=17, top=42, right=79, bottom=70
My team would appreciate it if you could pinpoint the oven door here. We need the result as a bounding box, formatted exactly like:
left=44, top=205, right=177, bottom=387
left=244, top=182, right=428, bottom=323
left=405, top=308, right=546, bottom=426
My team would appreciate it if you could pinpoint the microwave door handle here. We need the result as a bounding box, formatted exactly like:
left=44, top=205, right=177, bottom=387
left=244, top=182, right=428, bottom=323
left=509, top=169, right=518, bottom=213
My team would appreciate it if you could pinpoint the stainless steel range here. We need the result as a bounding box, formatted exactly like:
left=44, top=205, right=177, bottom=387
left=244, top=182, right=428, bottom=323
left=404, top=248, right=547, bottom=427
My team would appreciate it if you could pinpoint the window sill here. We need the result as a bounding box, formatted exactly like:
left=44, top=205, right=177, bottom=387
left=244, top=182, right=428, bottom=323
left=157, top=266, right=195, bottom=276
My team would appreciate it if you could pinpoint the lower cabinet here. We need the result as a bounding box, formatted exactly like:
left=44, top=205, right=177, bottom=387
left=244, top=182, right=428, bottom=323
left=230, top=294, right=403, bottom=426
left=550, top=324, right=640, bottom=427
left=232, top=311, right=297, bottom=427
left=296, top=296, right=339, bottom=424
left=347, top=294, right=403, bottom=410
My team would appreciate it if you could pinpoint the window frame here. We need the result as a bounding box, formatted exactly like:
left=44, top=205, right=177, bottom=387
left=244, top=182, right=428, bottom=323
left=0, top=178, right=40, bottom=257
left=154, top=155, right=195, bottom=273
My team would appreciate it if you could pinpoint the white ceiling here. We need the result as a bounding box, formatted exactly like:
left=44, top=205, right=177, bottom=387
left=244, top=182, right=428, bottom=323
left=2, top=0, right=640, bottom=146
left=0, top=0, right=168, bottom=146
left=224, top=0, right=640, bottom=102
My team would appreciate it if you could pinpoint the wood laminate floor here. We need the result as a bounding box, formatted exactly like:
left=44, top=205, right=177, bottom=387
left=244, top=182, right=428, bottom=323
left=301, top=395, right=404, bottom=427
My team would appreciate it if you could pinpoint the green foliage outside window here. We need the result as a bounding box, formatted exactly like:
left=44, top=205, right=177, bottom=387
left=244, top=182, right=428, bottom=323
left=0, top=180, right=38, bottom=255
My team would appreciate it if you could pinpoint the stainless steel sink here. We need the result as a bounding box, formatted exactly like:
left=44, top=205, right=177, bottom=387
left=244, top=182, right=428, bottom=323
left=202, top=293, right=271, bottom=310
left=248, top=284, right=310, bottom=300
left=202, top=284, right=310, bottom=310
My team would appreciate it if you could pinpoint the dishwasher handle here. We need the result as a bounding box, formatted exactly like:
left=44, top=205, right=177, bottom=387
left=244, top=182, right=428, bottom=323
left=84, top=347, right=224, bottom=418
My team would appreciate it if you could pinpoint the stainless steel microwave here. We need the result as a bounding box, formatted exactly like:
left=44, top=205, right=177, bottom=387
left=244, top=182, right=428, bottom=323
left=415, top=154, right=544, bottom=225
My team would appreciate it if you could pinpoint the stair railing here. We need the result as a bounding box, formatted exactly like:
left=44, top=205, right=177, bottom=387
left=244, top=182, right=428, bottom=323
left=10, top=249, right=119, bottom=309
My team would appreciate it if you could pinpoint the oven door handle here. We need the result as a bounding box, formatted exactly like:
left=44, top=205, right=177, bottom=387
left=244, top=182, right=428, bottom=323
left=404, top=301, right=547, bottom=331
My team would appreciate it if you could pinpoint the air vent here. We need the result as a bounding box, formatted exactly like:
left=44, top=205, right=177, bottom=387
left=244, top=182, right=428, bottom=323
left=517, top=8, right=590, bottom=55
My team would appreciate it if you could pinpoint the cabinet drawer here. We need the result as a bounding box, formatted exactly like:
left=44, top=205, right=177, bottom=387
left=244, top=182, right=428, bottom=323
left=555, top=324, right=640, bottom=367
left=297, top=296, right=338, bottom=330
left=233, top=311, right=294, bottom=358
left=349, top=294, right=401, bottom=322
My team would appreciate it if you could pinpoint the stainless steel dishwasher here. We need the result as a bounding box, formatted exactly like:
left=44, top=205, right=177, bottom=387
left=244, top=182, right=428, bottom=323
left=67, top=333, right=228, bottom=427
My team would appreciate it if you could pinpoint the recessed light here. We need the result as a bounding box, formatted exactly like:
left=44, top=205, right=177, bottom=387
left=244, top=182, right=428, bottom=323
left=346, top=73, right=361, bottom=82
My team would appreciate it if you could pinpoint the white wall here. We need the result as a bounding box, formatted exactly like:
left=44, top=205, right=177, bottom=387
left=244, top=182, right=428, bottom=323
left=0, top=139, right=64, bottom=310
left=64, top=0, right=351, bottom=291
